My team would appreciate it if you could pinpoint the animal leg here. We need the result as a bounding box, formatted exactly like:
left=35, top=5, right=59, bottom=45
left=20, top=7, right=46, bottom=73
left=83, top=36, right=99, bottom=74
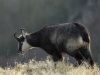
left=79, top=48, right=94, bottom=67
left=73, top=51, right=84, bottom=66
left=52, top=52, right=63, bottom=62
left=52, top=52, right=63, bottom=68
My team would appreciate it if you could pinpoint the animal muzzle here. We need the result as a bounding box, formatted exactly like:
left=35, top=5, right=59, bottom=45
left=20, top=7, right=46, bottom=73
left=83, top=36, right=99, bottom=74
left=17, top=50, right=21, bottom=53
left=17, top=50, right=26, bottom=55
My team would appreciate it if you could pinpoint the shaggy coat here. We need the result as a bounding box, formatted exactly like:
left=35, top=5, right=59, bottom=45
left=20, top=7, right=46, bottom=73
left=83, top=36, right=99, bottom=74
left=14, top=23, right=94, bottom=67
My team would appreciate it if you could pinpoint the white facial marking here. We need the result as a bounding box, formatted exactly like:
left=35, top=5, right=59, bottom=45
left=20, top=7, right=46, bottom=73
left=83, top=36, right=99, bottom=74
left=22, top=39, right=31, bottom=53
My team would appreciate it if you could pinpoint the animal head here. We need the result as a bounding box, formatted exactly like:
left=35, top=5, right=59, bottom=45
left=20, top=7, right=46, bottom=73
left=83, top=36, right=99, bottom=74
left=14, top=28, right=32, bottom=55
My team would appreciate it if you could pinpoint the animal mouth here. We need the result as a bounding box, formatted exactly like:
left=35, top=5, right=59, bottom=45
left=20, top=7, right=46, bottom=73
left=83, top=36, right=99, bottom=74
left=17, top=50, right=26, bottom=55
left=20, top=51, right=26, bottom=55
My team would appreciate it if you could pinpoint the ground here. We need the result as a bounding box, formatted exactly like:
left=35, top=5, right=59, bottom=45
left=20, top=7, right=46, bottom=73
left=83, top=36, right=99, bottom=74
left=0, top=58, right=100, bottom=75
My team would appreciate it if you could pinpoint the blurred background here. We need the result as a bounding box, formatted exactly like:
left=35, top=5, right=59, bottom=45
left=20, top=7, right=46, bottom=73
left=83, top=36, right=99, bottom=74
left=0, top=0, right=100, bottom=68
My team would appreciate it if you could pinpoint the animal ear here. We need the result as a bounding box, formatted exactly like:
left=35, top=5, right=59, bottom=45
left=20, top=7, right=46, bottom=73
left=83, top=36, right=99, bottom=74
left=20, top=28, right=27, bottom=38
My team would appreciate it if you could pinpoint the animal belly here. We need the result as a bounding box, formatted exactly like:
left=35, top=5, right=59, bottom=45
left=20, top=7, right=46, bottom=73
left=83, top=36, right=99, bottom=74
left=66, top=37, right=83, bottom=52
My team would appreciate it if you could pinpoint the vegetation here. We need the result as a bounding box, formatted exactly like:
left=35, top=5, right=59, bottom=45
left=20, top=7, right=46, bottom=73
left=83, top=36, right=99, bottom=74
left=0, top=59, right=100, bottom=75
left=0, top=0, right=100, bottom=68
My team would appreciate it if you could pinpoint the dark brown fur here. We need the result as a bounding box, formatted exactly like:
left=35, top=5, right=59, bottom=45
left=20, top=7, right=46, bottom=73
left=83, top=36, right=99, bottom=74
left=14, top=22, right=94, bottom=67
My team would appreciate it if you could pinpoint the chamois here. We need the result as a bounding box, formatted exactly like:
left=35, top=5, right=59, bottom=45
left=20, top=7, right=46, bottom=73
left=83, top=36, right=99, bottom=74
left=14, top=22, right=94, bottom=67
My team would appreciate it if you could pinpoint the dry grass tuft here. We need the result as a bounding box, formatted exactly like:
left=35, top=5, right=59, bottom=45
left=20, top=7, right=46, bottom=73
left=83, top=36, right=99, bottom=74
left=0, top=59, right=100, bottom=75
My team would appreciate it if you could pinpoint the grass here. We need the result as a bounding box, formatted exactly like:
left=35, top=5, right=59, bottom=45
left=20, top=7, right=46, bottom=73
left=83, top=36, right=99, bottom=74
left=0, top=58, right=100, bottom=75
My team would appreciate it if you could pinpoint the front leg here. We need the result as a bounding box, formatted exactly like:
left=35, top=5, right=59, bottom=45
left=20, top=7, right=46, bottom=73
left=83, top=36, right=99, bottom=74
left=52, top=54, right=62, bottom=62
left=52, top=52, right=63, bottom=68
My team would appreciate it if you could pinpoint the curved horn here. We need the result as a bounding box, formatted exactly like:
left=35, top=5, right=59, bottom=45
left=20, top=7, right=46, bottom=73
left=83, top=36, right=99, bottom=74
left=14, top=33, right=19, bottom=41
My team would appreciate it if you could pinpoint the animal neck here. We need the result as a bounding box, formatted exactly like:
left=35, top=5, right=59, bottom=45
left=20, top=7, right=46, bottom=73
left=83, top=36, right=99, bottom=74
left=26, top=31, right=41, bottom=47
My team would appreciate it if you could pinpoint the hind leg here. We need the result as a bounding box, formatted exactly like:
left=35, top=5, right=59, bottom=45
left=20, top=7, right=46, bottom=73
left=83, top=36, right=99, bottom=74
left=79, top=48, right=94, bottom=67
left=69, top=50, right=84, bottom=66
left=74, top=51, right=84, bottom=65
